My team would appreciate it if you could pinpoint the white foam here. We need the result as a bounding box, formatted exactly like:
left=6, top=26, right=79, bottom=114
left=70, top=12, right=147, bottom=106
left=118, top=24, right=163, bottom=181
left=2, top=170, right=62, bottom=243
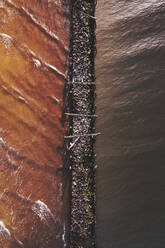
left=32, top=200, right=55, bottom=223
left=44, top=61, right=65, bottom=78
left=22, top=7, right=60, bottom=42
left=50, top=95, right=60, bottom=104
left=27, top=47, right=65, bottom=78
left=62, top=224, right=67, bottom=247
left=33, top=58, right=41, bottom=68
left=0, top=221, right=11, bottom=238
left=0, top=33, right=12, bottom=48
left=0, top=137, right=5, bottom=145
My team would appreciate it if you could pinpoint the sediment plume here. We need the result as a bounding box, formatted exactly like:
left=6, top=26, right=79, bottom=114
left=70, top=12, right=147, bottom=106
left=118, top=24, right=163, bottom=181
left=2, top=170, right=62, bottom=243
left=0, top=1, right=70, bottom=247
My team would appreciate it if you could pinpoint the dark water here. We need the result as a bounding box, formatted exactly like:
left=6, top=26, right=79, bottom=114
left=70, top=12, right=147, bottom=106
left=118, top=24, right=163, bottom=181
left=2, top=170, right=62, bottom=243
left=96, top=1, right=165, bottom=247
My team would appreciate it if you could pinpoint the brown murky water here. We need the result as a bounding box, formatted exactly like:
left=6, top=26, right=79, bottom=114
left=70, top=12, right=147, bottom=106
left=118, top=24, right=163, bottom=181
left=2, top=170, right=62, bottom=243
left=96, top=1, right=165, bottom=247
left=0, top=1, right=70, bottom=247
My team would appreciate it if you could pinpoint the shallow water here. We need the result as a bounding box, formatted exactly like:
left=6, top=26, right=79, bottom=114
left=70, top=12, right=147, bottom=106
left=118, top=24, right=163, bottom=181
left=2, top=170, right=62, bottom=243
left=96, top=1, right=165, bottom=247
left=0, top=1, right=70, bottom=247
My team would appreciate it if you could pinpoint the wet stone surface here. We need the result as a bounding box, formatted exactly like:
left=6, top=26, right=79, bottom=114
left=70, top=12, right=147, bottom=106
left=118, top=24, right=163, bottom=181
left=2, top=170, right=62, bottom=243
left=65, top=0, right=97, bottom=247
